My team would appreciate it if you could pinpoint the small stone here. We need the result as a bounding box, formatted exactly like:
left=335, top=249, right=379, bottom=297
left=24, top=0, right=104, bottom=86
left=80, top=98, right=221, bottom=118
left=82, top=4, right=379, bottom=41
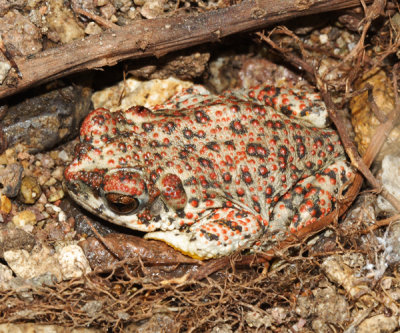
left=91, top=77, right=193, bottom=111
left=4, top=246, right=61, bottom=281
left=47, top=188, right=65, bottom=202
left=0, top=227, right=36, bottom=258
left=140, top=0, right=164, bottom=19
left=17, top=176, right=42, bottom=204
left=0, top=263, right=13, bottom=290
left=84, top=21, right=103, bottom=35
left=0, top=10, right=42, bottom=56
left=57, top=150, right=70, bottom=162
left=319, top=33, right=328, bottom=44
left=4, top=243, right=91, bottom=282
left=57, top=244, right=92, bottom=279
left=100, top=3, right=116, bottom=19
left=12, top=210, right=37, bottom=229
left=95, top=0, right=109, bottom=5
left=357, top=314, right=397, bottom=333
left=52, top=166, right=65, bottom=181
left=0, top=195, right=11, bottom=214
left=0, top=60, right=11, bottom=85
left=245, top=311, right=271, bottom=328
left=0, top=163, right=23, bottom=197
left=377, top=155, right=400, bottom=212
left=47, top=0, right=84, bottom=43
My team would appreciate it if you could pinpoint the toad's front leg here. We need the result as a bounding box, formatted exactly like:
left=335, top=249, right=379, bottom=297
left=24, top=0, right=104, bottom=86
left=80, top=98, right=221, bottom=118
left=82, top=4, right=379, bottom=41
left=145, top=208, right=266, bottom=259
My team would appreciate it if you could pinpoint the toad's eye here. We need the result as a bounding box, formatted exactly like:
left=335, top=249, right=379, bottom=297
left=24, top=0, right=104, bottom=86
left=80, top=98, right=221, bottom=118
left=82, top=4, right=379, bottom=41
left=105, top=193, right=140, bottom=214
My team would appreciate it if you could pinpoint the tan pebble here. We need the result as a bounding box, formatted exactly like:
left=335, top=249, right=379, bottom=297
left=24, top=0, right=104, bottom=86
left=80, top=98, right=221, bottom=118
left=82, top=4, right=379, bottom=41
left=44, top=177, right=57, bottom=186
left=17, top=176, right=42, bottom=204
left=0, top=195, right=12, bottom=214
left=0, top=154, right=7, bottom=164
left=12, top=210, right=37, bottom=227
left=52, top=166, right=64, bottom=181
left=48, top=189, right=65, bottom=202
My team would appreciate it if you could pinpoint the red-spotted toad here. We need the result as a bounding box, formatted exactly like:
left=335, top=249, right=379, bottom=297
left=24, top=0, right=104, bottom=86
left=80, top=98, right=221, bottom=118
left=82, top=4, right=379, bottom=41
left=64, top=84, right=354, bottom=259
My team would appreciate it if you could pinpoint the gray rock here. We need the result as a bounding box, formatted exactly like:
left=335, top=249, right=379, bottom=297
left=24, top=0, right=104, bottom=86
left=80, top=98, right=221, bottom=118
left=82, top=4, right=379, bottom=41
left=2, top=82, right=92, bottom=152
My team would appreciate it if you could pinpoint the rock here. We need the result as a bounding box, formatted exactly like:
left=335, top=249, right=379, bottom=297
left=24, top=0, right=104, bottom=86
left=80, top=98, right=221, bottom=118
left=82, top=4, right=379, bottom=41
left=84, top=22, right=103, bottom=35
left=17, top=176, right=42, bottom=204
left=11, top=210, right=37, bottom=230
left=350, top=69, right=399, bottom=163
left=127, top=51, right=210, bottom=81
left=377, top=154, right=400, bottom=212
left=57, top=244, right=92, bottom=279
left=0, top=262, right=13, bottom=290
left=4, top=243, right=91, bottom=281
left=47, top=188, right=65, bottom=203
left=125, top=313, right=177, bottom=333
left=91, top=77, right=193, bottom=111
left=0, top=59, right=11, bottom=84
left=0, top=10, right=42, bottom=56
left=2, top=82, right=92, bottom=153
left=0, top=163, right=23, bottom=197
left=47, top=0, right=85, bottom=43
left=140, top=0, right=164, bottom=18
left=321, top=255, right=376, bottom=307
left=357, top=314, right=397, bottom=333
left=0, top=227, right=36, bottom=258
left=245, top=311, right=271, bottom=328
left=0, top=194, right=11, bottom=214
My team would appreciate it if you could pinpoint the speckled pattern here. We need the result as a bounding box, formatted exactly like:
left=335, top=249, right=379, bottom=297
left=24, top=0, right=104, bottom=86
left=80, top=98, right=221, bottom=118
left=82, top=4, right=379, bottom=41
left=64, top=85, right=354, bottom=259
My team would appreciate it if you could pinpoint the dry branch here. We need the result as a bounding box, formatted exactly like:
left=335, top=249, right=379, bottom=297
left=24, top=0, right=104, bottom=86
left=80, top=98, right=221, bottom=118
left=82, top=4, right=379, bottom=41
left=0, top=0, right=372, bottom=99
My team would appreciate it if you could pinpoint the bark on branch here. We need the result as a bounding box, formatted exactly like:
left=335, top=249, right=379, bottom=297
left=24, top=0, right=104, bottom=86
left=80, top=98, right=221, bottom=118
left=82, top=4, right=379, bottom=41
left=0, top=0, right=371, bottom=99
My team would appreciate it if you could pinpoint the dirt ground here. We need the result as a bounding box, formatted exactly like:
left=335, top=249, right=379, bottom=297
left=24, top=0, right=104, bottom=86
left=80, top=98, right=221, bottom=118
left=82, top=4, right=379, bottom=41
left=1, top=0, right=400, bottom=332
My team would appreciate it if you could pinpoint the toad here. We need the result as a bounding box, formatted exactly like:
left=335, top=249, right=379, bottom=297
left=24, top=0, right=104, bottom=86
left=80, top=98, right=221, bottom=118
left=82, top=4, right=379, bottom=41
left=64, top=84, right=354, bottom=259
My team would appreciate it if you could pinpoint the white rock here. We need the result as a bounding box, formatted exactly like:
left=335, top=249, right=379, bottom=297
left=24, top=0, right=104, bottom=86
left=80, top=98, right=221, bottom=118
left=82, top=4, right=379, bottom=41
left=0, top=262, right=14, bottom=290
left=57, top=244, right=91, bottom=279
left=0, top=60, right=11, bottom=84
left=4, top=246, right=62, bottom=281
left=357, top=314, right=397, bottom=333
left=377, top=154, right=400, bottom=212
left=4, top=243, right=91, bottom=282
left=91, top=77, right=193, bottom=111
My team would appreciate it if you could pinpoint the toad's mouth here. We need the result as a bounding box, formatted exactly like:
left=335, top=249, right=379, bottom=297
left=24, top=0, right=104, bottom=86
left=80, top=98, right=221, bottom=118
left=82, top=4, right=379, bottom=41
left=64, top=179, right=177, bottom=232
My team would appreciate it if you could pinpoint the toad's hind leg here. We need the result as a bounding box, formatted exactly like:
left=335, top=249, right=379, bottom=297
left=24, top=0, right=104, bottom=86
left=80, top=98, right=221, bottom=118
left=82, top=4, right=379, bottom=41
left=145, top=208, right=265, bottom=259
left=269, top=160, right=354, bottom=236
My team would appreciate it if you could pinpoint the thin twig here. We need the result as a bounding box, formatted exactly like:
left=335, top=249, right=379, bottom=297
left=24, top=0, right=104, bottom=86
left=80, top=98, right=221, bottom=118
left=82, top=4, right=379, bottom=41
left=73, top=7, right=119, bottom=30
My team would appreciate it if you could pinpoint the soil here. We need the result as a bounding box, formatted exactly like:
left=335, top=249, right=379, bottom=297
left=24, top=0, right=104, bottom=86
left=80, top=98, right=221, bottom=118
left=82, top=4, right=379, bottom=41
left=1, top=1, right=400, bottom=332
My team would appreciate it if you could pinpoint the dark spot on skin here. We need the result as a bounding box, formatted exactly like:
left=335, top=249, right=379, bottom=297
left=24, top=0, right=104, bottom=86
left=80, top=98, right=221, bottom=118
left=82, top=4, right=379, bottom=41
left=184, top=177, right=197, bottom=186
left=198, top=158, right=214, bottom=169
left=202, top=230, right=219, bottom=241
left=162, top=121, right=176, bottom=134
left=176, top=209, right=185, bottom=218
left=241, top=171, right=253, bottom=185
left=205, top=141, right=220, bottom=152
left=194, top=110, right=210, bottom=124
left=229, top=119, right=247, bottom=135
left=222, top=172, right=232, bottom=183
left=142, top=122, right=154, bottom=132
left=216, top=220, right=243, bottom=232
left=224, top=140, right=236, bottom=150
left=246, top=143, right=269, bottom=159
left=182, top=127, right=194, bottom=139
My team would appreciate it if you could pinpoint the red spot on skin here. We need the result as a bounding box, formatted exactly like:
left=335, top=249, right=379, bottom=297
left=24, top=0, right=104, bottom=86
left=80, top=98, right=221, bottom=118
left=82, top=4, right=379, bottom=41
left=206, top=200, right=214, bottom=207
left=160, top=174, right=187, bottom=209
left=237, top=188, right=245, bottom=196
